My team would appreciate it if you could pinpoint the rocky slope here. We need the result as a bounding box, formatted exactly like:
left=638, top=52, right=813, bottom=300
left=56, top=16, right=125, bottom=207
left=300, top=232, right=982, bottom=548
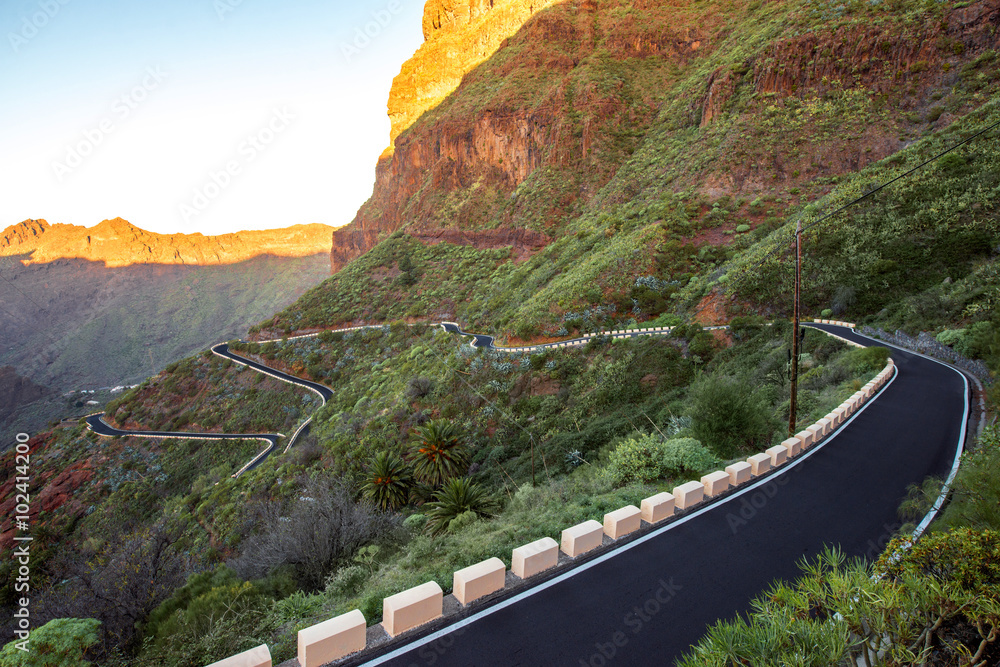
left=0, top=366, right=54, bottom=425
left=332, top=0, right=1000, bottom=276
left=2, top=218, right=334, bottom=268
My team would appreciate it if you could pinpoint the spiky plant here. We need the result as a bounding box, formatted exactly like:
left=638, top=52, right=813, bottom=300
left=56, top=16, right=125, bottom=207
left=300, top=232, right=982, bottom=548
left=423, top=477, right=498, bottom=536
left=407, top=419, right=469, bottom=486
left=361, top=452, right=412, bottom=511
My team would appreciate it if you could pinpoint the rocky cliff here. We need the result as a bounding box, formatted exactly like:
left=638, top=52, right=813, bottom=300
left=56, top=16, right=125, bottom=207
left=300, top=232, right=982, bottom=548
left=2, top=218, right=335, bottom=268
left=332, top=0, right=1000, bottom=274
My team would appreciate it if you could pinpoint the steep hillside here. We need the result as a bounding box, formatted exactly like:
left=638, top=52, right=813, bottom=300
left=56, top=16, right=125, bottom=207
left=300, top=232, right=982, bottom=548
left=302, top=0, right=1000, bottom=339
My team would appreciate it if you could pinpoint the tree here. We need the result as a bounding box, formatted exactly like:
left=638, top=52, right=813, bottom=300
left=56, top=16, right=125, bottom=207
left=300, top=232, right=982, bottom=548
left=361, top=452, right=413, bottom=511
left=229, top=477, right=394, bottom=590
left=423, top=478, right=498, bottom=536
left=407, top=420, right=469, bottom=486
left=688, top=375, right=777, bottom=458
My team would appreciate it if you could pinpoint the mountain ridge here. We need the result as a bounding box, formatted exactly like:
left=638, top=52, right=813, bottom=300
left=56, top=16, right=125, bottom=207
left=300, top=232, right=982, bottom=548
left=2, top=218, right=336, bottom=268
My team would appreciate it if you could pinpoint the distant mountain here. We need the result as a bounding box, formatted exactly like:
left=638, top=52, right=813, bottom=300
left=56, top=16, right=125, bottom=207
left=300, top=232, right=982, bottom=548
left=0, top=219, right=336, bottom=440
left=2, top=218, right=333, bottom=267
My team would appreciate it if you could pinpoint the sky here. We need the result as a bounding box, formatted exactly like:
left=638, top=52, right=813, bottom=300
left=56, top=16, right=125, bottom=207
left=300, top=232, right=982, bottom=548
left=0, top=0, right=426, bottom=235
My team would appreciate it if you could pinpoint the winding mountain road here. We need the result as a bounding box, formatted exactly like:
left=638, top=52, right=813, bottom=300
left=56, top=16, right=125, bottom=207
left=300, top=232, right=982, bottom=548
left=350, top=323, right=969, bottom=667
left=84, top=342, right=335, bottom=476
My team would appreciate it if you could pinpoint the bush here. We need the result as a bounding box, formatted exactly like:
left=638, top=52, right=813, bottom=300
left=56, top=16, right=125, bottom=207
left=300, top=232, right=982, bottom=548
left=660, top=437, right=721, bottom=478
left=605, top=433, right=668, bottom=486
left=605, top=434, right=720, bottom=486
left=1, top=618, right=101, bottom=666
left=688, top=375, right=778, bottom=458
left=423, top=478, right=498, bottom=536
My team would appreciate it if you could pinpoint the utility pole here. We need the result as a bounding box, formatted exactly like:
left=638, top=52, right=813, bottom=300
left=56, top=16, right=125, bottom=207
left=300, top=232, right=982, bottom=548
left=789, top=220, right=802, bottom=437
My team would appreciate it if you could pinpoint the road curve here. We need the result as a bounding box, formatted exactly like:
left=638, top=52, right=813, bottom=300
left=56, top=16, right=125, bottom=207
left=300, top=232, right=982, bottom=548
left=352, top=324, right=969, bottom=667
left=85, top=414, right=280, bottom=474
left=84, top=343, right=336, bottom=476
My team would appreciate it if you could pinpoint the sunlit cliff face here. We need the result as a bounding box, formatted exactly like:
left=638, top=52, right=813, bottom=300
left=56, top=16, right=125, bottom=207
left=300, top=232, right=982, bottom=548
left=384, top=0, right=560, bottom=158
left=0, top=218, right=335, bottom=268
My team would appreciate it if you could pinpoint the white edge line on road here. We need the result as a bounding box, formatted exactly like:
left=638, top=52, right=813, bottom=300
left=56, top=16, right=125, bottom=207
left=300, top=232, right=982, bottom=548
left=361, top=338, right=902, bottom=666
left=845, top=329, right=970, bottom=540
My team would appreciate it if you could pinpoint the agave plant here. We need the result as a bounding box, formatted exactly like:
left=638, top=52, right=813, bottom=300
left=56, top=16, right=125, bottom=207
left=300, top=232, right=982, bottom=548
left=423, top=477, right=498, bottom=536
left=407, top=419, right=469, bottom=486
left=361, top=451, right=412, bottom=511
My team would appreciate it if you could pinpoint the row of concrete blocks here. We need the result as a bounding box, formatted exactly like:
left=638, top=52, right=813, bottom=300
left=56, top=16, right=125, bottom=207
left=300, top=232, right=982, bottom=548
left=503, top=328, right=674, bottom=353
left=207, top=359, right=895, bottom=667
left=812, top=319, right=857, bottom=328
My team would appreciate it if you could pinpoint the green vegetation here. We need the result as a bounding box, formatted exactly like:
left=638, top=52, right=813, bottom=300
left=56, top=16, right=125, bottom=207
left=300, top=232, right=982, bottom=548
left=679, top=531, right=1000, bottom=666
left=681, top=424, right=1000, bottom=666
left=0, top=618, right=101, bottom=666
left=6, top=0, right=1000, bottom=663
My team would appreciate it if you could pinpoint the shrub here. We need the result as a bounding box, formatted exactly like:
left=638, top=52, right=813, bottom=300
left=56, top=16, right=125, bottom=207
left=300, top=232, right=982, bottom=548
left=605, top=433, right=668, bottom=486
left=605, top=434, right=720, bottom=486
left=423, top=478, right=498, bottom=536
left=688, top=375, right=778, bottom=458
left=660, top=437, right=721, bottom=478
left=0, top=618, right=101, bottom=666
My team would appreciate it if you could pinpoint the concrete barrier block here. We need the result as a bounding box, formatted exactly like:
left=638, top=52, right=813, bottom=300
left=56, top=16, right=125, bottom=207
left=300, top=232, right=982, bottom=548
left=833, top=407, right=848, bottom=424
left=819, top=417, right=834, bottom=435
left=382, top=581, right=443, bottom=638
left=726, top=461, right=752, bottom=486
left=807, top=423, right=824, bottom=443
left=794, top=429, right=814, bottom=449
left=512, top=536, right=558, bottom=579
left=561, top=520, right=603, bottom=558
left=747, top=453, right=771, bottom=476
left=766, top=445, right=788, bottom=467
left=298, top=610, right=365, bottom=667
left=641, top=492, right=674, bottom=524
left=673, top=480, right=704, bottom=510
left=781, top=437, right=801, bottom=457
left=453, top=557, right=506, bottom=605
left=206, top=645, right=272, bottom=667
left=701, top=470, right=731, bottom=497
left=604, top=505, right=642, bottom=539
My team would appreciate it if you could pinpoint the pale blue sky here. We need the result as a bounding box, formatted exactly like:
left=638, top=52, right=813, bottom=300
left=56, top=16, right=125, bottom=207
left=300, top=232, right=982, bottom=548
left=0, top=0, right=425, bottom=234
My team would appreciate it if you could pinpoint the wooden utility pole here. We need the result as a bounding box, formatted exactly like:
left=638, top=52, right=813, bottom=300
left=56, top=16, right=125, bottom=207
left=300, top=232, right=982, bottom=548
left=789, top=220, right=802, bottom=437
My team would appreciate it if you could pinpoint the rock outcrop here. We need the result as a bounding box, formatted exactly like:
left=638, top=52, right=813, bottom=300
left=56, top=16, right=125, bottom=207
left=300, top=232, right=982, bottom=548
left=2, top=218, right=335, bottom=268
left=334, top=0, right=708, bottom=272
left=386, top=0, right=562, bottom=156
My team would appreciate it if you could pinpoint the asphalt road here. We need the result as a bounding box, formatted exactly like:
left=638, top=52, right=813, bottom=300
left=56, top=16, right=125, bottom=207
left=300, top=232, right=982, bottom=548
left=85, top=414, right=280, bottom=472
left=360, top=324, right=968, bottom=667
left=212, top=342, right=334, bottom=402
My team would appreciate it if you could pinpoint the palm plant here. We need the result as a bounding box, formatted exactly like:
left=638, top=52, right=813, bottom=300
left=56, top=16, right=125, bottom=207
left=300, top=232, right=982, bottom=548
left=407, top=420, right=469, bottom=486
left=423, top=477, right=498, bottom=536
left=361, top=452, right=412, bottom=511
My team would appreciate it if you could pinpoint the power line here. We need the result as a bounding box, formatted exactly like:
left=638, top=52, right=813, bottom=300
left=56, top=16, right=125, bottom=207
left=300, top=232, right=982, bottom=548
left=737, top=117, right=1000, bottom=276
left=799, top=118, right=1000, bottom=236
